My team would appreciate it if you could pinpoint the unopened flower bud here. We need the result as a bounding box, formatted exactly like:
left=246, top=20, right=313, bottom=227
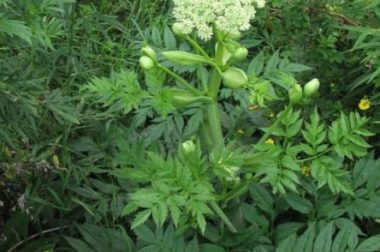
left=141, top=46, right=156, bottom=60
left=139, top=56, right=154, bottom=70
left=304, top=78, right=320, bottom=97
left=181, top=140, right=196, bottom=154
left=172, top=22, right=187, bottom=36
left=222, top=67, right=248, bottom=89
left=228, top=31, right=242, bottom=40
left=232, top=47, right=248, bottom=61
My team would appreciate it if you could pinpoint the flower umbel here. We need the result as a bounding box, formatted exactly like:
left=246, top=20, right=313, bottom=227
left=358, top=98, right=370, bottom=110
left=172, top=0, right=266, bottom=40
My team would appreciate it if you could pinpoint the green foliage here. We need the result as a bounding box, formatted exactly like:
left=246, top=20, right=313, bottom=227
left=1, top=1, right=380, bottom=251
left=113, top=145, right=215, bottom=233
left=82, top=70, right=148, bottom=114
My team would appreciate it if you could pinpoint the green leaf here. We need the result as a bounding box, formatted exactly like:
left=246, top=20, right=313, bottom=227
left=264, top=50, right=280, bottom=76
left=200, top=244, right=225, bottom=252
left=313, top=222, right=334, bottom=252
left=197, top=213, right=207, bottom=234
left=295, top=222, right=316, bottom=252
left=71, top=197, right=95, bottom=216
left=0, top=17, right=32, bottom=44
left=134, top=225, right=156, bottom=243
left=332, top=227, right=351, bottom=252
left=356, top=235, right=380, bottom=252
left=185, top=237, right=200, bottom=252
left=64, top=236, right=94, bottom=252
left=164, top=26, right=176, bottom=49
left=249, top=184, right=274, bottom=216
left=247, top=51, right=265, bottom=76
left=276, top=234, right=297, bottom=252
left=183, top=109, right=203, bottom=137
left=285, top=193, right=313, bottom=214
left=283, top=63, right=313, bottom=73
left=82, top=70, right=147, bottom=114
left=131, top=210, right=152, bottom=229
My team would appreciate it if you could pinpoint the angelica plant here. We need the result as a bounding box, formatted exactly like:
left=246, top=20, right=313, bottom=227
left=82, top=0, right=373, bottom=235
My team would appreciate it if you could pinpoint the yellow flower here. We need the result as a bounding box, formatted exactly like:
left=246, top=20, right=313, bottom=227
left=237, top=129, right=245, bottom=135
left=301, top=165, right=311, bottom=177
left=265, top=138, right=274, bottom=145
left=358, top=98, right=370, bottom=110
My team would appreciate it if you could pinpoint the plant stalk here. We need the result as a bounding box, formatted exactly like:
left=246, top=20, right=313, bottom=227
left=210, top=201, right=237, bottom=233
left=203, top=40, right=226, bottom=153
left=157, top=64, right=199, bottom=93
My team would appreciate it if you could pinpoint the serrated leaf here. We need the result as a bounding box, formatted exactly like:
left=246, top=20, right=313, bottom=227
left=356, top=234, right=380, bottom=252
left=276, top=234, right=297, bottom=252
left=247, top=51, right=265, bottom=76
left=164, top=26, right=176, bottom=49
left=249, top=184, right=274, bottom=216
left=131, top=210, right=152, bottom=229
left=197, top=213, right=207, bottom=234
left=287, top=119, right=303, bottom=137
left=283, top=63, right=313, bottom=73
left=183, top=109, right=203, bottom=137
left=285, top=193, right=313, bottom=214
left=185, top=237, right=200, bottom=252
left=295, top=222, right=316, bottom=252
left=64, top=236, right=94, bottom=252
left=134, top=225, right=156, bottom=244
left=313, top=222, right=334, bottom=252
left=264, top=50, right=280, bottom=76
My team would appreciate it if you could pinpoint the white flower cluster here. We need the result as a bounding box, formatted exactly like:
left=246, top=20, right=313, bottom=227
left=172, top=0, right=265, bottom=40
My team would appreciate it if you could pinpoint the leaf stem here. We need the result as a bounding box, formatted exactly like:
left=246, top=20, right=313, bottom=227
left=186, top=35, right=210, bottom=58
left=156, top=64, right=199, bottom=93
left=210, top=201, right=237, bottom=233
left=296, top=146, right=334, bottom=163
left=256, top=105, right=292, bottom=146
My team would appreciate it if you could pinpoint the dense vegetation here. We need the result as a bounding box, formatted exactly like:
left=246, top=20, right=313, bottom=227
left=1, top=0, right=379, bottom=251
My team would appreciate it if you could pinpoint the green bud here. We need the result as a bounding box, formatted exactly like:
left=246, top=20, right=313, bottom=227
left=224, top=40, right=240, bottom=54
left=304, top=78, right=320, bottom=97
left=162, top=51, right=209, bottom=65
left=139, top=56, right=154, bottom=70
left=222, top=67, right=248, bottom=89
left=172, top=22, right=187, bottom=36
left=181, top=140, right=196, bottom=154
left=232, top=47, right=248, bottom=61
left=289, top=84, right=303, bottom=103
left=227, top=31, right=242, bottom=40
left=169, top=88, right=212, bottom=107
left=141, top=45, right=156, bottom=60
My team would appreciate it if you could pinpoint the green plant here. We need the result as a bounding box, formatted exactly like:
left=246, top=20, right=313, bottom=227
left=1, top=1, right=380, bottom=251
left=81, top=0, right=374, bottom=238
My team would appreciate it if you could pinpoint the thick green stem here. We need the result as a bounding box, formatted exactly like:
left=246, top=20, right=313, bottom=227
left=206, top=102, right=224, bottom=153
left=203, top=40, right=226, bottom=153
left=207, top=42, right=225, bottom=99
left=210, top=201, right=237, bottom=233
left=200, top=123, right=214, bottom=149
